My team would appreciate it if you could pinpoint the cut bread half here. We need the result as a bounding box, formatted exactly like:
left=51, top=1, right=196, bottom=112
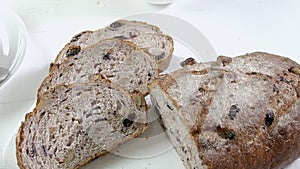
left=150, top=52, right=300, bottom=169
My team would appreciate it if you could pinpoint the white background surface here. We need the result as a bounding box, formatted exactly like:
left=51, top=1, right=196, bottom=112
left=0, top=0, right=300, bottom=168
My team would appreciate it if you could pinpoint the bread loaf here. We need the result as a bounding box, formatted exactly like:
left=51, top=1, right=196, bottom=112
left=54, top=20, right=174, bottom=71
left=16, top=80, right=147, bottom=169
left=149, top=52, right=300, bottom=169
left=39, top=39, right=159, bottom=98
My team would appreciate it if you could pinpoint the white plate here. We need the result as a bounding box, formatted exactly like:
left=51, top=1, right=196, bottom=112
left=2, top=13, right=217, bottom=169
left=0, top=7, right=27, bottom=90
left=2, top=13, right=300, bottom=169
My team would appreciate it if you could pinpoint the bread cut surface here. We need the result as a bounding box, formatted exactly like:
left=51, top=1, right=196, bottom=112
left=39, top=39, right=159, bottom=97
left=54, top=20, right=174, bottom=71
left=149, top=52, right=300, bottom=169
left=16, top=80, right=147, bottom=169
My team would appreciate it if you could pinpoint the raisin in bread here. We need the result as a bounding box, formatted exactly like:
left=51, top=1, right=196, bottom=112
left=39, top=39, right=159, bottom=98
left=54, top=20, right=174, bottom=71
left=149, top=52, right=300, bottom=169
left=16, top=80, right=147, bottom=169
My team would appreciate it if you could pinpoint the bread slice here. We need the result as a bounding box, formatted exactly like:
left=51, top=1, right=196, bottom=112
left=54, top=20, right=174, bottom=71
left=149, top=52, right=300, bottom=169
left=16, top=80, right=147, bottom=169
left=39, top=38, right=159, bottom=98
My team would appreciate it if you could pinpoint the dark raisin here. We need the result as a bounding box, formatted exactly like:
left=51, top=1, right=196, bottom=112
left=29, top=144, right=36, bottom=157
left=61, top=98, right=67, bottom=103
left=66, top=46, right=81, bottom=57
left=103, top=53, right=111, bottom=60
left=154, top=52, right=165, bottom=61
left=246, top=72, right=258, bottom=75
left=167, top=104, right=173, bottom=110
left=92, top=106, right=101, bottom=110
left=228, top=105, right=240, bottom=120
left=106, top=74, right=116, bottom=78
left=265, top=111, right=275, bottom=126
left=70, top=32, right=87, bottom=42
left=64, top=89, right=71, bottom=93
left=181, top=146, right=187, bottom=154
left=190, top=125, right=200, bottom=136
left=65, top=106, right=72, bottom=110
left=217, top=56, right=232, bottom=66
left=216, top=126, right=235, bottom=140
left=147, top=72, right=152, bottom=81
left=91, top=100, right=98, bottom=106
left=114, top=35, right=127, bottom=39
left=49, top=62, right=54, bottom=71
left=198, top=87, right=206, bottom=92
left=94, top=63, right=101, bottom=68
left=40, top=111, right=46, bottom=117
left=273, top=84, right=279, bottom=93
left=279, top=76, right=290, bottom=84
left=95, top=118, right=107, bottom=123
left=110, top=21, right=123, bottom=28
left=226, top=130, right=235, bottom=140
left=180, top=57, right=196, bottom=67
left=129, top=32, right=138, bottom=38
left=41, top=145, right=47, bottom=156
left=123, top=118, right=134, bottom=127
left=86, top=114, right=92, bottom=118
left=176, top=136, right=181, bottom=143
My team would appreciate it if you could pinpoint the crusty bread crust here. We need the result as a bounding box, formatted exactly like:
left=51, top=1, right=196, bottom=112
left=150, top=52, right=300, bottom=169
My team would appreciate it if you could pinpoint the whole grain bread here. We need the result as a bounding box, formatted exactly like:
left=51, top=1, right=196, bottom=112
left=39, top=39, right=159, bottom=98
left=54, top=20, right=174, bottom=71
left=16, top=80, right=147, bottom=169
left=149, top=52, right=300, bottom=169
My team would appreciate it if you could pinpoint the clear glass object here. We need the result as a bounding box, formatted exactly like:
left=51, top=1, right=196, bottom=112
left=0, top=7, right=27, bottom=90
left=145, top=0, right=175, bottom=5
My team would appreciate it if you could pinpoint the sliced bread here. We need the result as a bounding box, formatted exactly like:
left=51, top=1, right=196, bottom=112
left=39, top=38, right=159, bottom=98
left=54, top=20, right=174, bottom=71
left=149, top=52, right=300, bottom=169
left=16, top=80, right=147, bottom=169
